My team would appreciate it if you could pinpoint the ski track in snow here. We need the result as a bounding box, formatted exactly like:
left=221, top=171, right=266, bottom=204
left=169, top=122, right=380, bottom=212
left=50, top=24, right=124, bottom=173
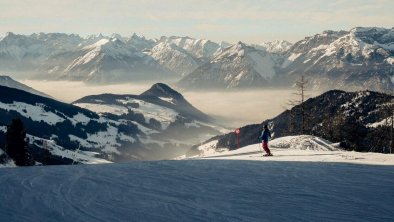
left=0, top=160, right=393, bottom=222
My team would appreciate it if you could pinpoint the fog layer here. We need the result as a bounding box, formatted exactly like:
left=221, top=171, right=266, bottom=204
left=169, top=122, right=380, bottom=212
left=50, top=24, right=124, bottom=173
left=20, top=80, right=321, bottom=128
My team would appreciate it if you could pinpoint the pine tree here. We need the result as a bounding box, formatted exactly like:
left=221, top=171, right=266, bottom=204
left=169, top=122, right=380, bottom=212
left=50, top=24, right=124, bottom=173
left=5, top=118, right=34, bottom=166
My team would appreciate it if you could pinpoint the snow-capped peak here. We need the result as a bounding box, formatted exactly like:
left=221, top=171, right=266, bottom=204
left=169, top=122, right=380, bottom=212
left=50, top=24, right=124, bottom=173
left=131, top=33, right=147, bottom=40
left=110, top=33, right=123, bottom=41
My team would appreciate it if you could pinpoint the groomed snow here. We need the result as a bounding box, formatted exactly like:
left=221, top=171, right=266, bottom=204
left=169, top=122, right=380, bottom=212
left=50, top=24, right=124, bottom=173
left=0, top=159, right=393, bottom=221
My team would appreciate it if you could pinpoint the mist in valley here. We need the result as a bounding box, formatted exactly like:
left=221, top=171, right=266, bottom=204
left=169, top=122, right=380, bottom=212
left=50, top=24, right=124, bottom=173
left=20, top=79, right=322, bottom=129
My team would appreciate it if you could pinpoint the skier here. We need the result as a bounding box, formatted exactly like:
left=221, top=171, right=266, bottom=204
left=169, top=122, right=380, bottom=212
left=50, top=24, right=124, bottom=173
left=259, top=125, right=272, bottom=156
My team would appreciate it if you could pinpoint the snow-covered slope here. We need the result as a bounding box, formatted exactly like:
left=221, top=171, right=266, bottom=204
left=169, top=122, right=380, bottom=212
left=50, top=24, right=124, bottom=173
left=0, top=75, right=52, bottom=98
left=0, top=83, right=225, bottom=162
left=0, top=125, right=110, bottom=165
left=72, top=83, right=223, bottom=152
left=177, top=42, right=279, bottom=89
left=189, top=135, right=394, bottom=165
left=189, top=90, right=393, bottom=156
left=0, top=85, right=152, bottom=162
left=0, top=158, right=393, bottom=221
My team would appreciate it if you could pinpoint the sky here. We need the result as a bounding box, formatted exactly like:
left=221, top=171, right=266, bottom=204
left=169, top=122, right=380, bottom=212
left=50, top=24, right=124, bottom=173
left=0, top=0, right=393, bottom=44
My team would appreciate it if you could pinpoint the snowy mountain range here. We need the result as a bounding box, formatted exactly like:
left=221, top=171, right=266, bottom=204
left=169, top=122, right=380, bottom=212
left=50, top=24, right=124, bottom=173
left=0, top=27, right=392, bottom=90
left=187, top=90, right=394, bottom=156
left=178, top=27, right=394, bottom=90
left=276, top=27, right=394, bottom=90
left=0, top=79, right=223, bottom=164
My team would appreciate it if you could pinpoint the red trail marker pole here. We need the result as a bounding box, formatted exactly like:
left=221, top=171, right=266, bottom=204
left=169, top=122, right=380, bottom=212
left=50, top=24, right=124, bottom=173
left=235, top=128, right=240, bottom=149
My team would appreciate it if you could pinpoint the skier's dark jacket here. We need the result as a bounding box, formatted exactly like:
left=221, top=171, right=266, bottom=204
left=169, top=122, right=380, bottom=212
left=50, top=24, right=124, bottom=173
left=260, top=129, right=271, bottom=142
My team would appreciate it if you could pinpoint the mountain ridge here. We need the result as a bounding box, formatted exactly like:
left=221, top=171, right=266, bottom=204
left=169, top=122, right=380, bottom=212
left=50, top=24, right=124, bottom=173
left=1, top=27, right=392, bottom=90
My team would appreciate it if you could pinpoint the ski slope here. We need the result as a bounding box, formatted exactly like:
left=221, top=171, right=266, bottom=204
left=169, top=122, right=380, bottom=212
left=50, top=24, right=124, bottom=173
left=0, top=158, right=394, bottom=221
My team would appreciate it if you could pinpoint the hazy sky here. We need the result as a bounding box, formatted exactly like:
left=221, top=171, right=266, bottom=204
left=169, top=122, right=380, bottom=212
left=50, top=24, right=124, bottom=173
left=1, top=0, right=393, bottom=43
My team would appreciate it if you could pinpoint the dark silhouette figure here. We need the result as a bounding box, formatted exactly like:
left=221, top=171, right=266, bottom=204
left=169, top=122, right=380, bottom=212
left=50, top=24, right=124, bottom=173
left=5, top=118, right=34, bottom=166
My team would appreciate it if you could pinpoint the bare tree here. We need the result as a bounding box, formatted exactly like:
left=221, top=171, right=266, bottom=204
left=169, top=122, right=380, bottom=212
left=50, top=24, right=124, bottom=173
left=288, top=75, right=309, bottom=134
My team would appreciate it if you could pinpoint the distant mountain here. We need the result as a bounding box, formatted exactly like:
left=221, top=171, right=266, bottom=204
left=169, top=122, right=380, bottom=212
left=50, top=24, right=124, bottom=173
left=177, top=42, right=279, bottom=89
left=61, top=37, right=175, bottom=83
left=125, top=33, right=156, bottom=51
left=158, top=36, right=223, bottom=60
left=187, top=90, right=394, bottom=156
left=0, top=75, right=52, bottom=98
left=277, top=27, right=394, bottom=90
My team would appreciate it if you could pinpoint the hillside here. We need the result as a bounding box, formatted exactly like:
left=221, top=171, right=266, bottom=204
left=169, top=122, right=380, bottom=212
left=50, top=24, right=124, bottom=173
left=187, top=90, right=393, bottom=156
left=0, top=82, right=223, bottom=164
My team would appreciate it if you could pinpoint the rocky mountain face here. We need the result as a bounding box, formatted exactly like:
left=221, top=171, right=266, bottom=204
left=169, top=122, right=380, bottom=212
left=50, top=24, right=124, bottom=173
left=0, top=83, right=222, bottom=164
left=177, top=42, right=279, bottom=89
left=149, top=42, right=203, bottom=76
left=187, top=90, right=394, bottom=156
